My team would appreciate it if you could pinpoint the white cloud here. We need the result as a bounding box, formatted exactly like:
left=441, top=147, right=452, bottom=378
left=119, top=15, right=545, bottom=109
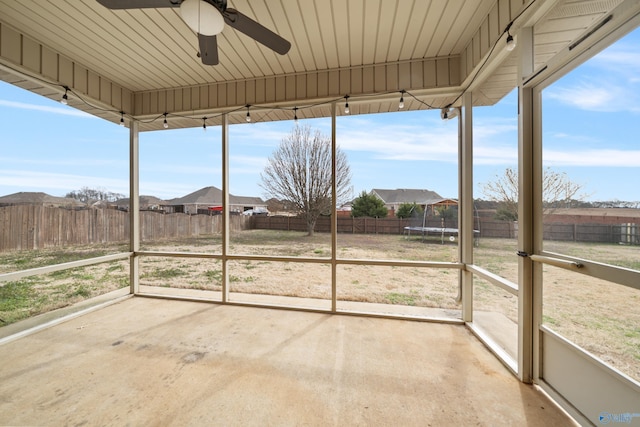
left=545, top=37, right=640, bottom=113
left=0, top=156, right=125, bottom=168
left=229, top=117, right=462, bottom=162
left=473, top=118, right=518, bottom=139
left=0, top=99, right=96, bottom=118
left=473, top=146, right=518, bottom=165
left=230, top=155, right=268, bottom=174
left=336, top=118, right=459, bottom=161
left=229, top=123, right=290, bottom=147
left=592, top=44, right=640, bottom=76
left=140, top=163, right=219, bottom=175
left=0, top=170, right=129, bottom=196
left=335, top=115, right=520, bottom=165
left=545, top=80, right=624, bottom=112
left=544, top=148, right=640, bottom=167
left=0, top=169, right=214, bottom=199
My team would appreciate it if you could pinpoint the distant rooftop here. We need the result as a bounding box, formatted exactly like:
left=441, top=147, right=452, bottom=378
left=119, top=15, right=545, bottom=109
left=165, top=186, right=264, bottom=206
left=0, top=192, right=85, bottom=207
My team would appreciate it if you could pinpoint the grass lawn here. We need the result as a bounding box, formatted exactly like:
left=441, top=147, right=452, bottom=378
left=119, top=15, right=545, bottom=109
left=0, top=231, right=638, bottom=381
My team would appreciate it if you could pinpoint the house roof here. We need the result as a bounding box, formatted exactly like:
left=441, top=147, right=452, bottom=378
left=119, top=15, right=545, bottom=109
left=113, top=195, right=165, bottom=207
left=1, top=1, right=631, bottom=130
left=428, top=198, right=459, bottom=205
left=165, top=186, right=264, bottom=206
left=167, top=186, right=223, bottom=205
left=230, top=195, right=266, bottom=206
left=371, top=189, right=443, bottom=205
left=0, top=191, right=86, bottom=207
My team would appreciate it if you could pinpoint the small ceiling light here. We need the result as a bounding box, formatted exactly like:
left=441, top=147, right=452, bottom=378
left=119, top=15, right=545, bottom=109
left=119, top=111, right=125, bottom=126
left=399, top=90, right=405, bottom=109
left=163, top=113, right=169, bottom=129
left=344, top=95, right=350, bottom=114
left=504, top=22, right=516, bottom=52
left=180, top=0, right=224, bottom=36
left=506, top=32, right=516, bottom=51
left=61, top=87, right=69, bottom=105
left=202, top=117, right=207, bottom=131
left=294, top=107, right=298, bottom=122
left=440, top=106, right=459, bottom=120
left=246, top=105, right=251, bottom=122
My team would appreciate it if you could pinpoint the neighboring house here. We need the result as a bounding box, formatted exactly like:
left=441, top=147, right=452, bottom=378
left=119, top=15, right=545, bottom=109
left=112, top=196, right=165, bottom=211
left=162, top=186, right=267, bottom=215
left=0, top=191, right=86, bottom=209
left=337, top=201, right=353, bottom=217
left=370, top=188, right=458, bottom=217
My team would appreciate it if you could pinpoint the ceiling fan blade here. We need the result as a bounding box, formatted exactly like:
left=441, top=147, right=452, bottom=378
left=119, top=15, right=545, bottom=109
left=198, top=34, right=219, bottom=65
left=223, top=8, right=291, bottom=55
left=96, top=0, right=181, bottom=9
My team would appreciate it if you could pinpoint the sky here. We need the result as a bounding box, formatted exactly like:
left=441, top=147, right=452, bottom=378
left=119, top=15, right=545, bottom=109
left=1, top=28, right=639, bottom=204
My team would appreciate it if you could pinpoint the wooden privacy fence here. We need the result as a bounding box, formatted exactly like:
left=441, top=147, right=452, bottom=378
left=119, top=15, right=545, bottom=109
left=0, top=205, right=128, bottom=251
left=543, top=222, right=639, bottom=244
left=0, top=206, right=250, bottom=252
left=252, top=216, right=461, bottom=235
left=2, top=206, right=638, bottom=252
left=480, top=219, right=517, bottom=238
left=252, top=216, right=416, bottom=234
left=252, top=215, right=639, bottom=244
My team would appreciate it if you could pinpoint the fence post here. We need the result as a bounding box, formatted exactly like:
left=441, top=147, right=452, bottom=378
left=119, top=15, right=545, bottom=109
left=609, top=224, right=613, bottom=244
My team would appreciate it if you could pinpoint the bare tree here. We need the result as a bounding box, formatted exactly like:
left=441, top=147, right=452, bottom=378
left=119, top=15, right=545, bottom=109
left=260, top=125, right=352, bottom=236
left=66, top=186, right=124, bottom=204
left=481, top=167, right=587, bottom=220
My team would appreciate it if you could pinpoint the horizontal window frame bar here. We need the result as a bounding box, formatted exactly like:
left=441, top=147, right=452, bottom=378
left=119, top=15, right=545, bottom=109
left=467, top=264, right=518, bottom=295
left=0, top=252, right=131, bottom=284
left=135, top=250, right=463, bottom=269
left=538, top=251, right=640, bottom=291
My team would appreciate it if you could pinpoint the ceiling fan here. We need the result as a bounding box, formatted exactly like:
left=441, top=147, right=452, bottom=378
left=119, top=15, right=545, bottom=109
left=96, top=0, right=291, bottom=65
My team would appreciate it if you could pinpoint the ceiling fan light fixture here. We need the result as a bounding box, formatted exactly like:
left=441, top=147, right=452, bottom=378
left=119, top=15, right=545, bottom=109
left=180, top=0, right=224, bottom=36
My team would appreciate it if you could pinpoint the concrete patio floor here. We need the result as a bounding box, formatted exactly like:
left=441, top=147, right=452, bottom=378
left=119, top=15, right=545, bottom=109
left=0, top=297, right=575, bottom=426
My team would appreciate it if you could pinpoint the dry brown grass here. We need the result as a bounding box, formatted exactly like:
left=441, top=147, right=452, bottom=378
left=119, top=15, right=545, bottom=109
left=1, top=231, right=638, bottom=382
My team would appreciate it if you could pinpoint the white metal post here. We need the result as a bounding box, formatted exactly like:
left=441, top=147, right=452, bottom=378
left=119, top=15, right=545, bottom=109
left=221, top=113, right=230, bottom=302
left=531, top=87, right=544, bottom=382
left=129, top=119, right=140, bottom=294
left=517, top=26, right=535, bottom=383
left=460, top=92, right=473, bottom=322
left=331, top=102, right=337, bottom=312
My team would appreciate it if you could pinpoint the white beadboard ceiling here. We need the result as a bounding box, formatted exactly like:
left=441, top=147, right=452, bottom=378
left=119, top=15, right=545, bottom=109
left=0, top=0, right=636, bottom=131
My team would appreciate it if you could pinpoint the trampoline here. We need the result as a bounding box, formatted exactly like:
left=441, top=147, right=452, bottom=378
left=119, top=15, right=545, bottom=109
left=403, top=226, right=480, bottom=245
